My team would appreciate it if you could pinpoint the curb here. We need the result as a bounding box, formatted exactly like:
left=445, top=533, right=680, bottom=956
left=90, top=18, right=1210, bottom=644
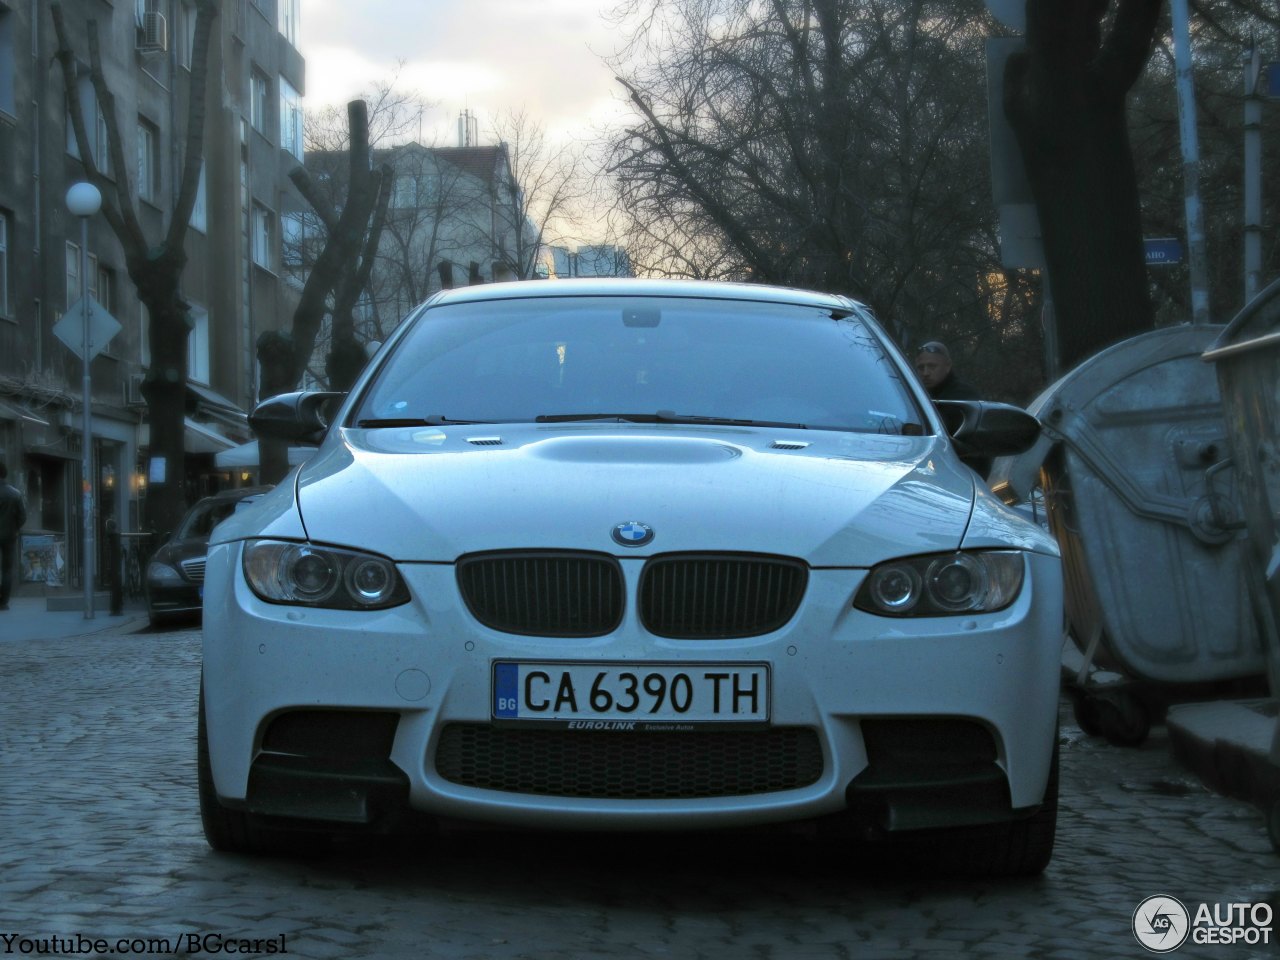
left=1166, top=699, right=1280, bottom=853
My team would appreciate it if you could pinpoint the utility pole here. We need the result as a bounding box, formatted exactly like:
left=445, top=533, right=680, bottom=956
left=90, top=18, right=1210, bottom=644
left=1170, top=0, right=1212, bottom=324
left=1244, top=40, right=1264, bottom=306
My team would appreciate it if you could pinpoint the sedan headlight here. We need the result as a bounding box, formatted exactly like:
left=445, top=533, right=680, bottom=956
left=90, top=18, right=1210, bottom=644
left=242, top=540, right=410, bottom=610
left=854, top=550, right=1024, bottom=617
left=146, top=561, right=182, bottom=583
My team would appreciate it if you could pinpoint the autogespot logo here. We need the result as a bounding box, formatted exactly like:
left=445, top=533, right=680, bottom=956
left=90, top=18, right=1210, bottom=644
left=1133, top=896, right=1191, bottom=953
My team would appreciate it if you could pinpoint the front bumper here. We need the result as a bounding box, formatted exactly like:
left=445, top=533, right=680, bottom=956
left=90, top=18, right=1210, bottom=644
left=201, top=543, right=1063, bottom=832
left=147, top=580, right=202, bottom=618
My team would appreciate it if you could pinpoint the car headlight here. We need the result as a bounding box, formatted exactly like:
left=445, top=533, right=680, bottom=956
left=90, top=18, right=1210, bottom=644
left=854, top=550, right=1024, bottom=617
left=146, top=561, right=182, bottom=583
left=242, top=540, right=410, bottom=610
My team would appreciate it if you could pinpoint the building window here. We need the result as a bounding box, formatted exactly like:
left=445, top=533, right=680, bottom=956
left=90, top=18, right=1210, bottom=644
left=281, top=211, right=304, bottom=269
left=64, top=241, right=89, bottom=305
left=66, top=242, right=81, bottom=307
left=252, top=203, right=273, bottom=270
left=392, top=175, right=417, bottom=209
left=96, top=264, right=115, bottom=313
left=250, top=69, right=270, bottom=134
left=140, top=301, right=150, bottom=367
left=280, top=76, right=303, bottom=161
left=188, top=304, right=209, bottom=384
left=137, top=118, right=160, bottom=203
left=279, top=0, right=300, bottom=46
left=94, top=262, right=119, bottom=356
left=0, top=6, right=15, bottom=117
left=176, top=1, right=197, bottom=70
left=0, top=211, right=9, bottom=319
left=66, top=77, right=111, bottom=176
left=190, top=162, right=207, bottom=233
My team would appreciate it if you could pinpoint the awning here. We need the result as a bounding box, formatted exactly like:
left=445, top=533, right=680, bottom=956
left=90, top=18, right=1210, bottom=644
left=0, top=397, right=52, bottom=427
left=138, top=418, right=238, bottom=454
left=214, top=440, right=314, bottom=469
left=187, top=381, right=249, bottom=432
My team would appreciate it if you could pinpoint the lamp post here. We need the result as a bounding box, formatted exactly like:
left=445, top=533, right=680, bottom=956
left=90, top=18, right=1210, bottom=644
left=66, top=182, right=102, bottom=619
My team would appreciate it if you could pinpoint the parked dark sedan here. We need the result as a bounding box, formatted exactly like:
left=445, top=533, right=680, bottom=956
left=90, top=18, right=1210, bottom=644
left=146, top=486, right=273, bottom=627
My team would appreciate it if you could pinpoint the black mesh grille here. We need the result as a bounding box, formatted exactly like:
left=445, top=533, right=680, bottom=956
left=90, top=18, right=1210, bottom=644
left=435, top=724, right=823, bottom=799
left=457, top=551, right=624, bottom=637
left=639, top=554, right=808, bottom=639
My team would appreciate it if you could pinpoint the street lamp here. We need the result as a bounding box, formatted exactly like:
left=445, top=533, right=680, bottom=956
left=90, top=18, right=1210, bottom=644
left=66, top=181, right=102, bottom=619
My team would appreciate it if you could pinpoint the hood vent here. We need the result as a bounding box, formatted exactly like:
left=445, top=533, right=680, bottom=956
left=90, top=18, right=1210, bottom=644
left=466, top=437, right=504, bottom=446
left=770, top=440, right=809, bottom=450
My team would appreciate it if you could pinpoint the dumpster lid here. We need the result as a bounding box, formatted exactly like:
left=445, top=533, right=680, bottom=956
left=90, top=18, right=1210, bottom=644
left=989, top=324, right=1226, bottom=504
left=1203, top=275, right=1280, bottom=362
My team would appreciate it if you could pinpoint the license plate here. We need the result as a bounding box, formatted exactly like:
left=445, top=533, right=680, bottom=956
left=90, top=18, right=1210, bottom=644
left=492, top=661, right=769, bottom=728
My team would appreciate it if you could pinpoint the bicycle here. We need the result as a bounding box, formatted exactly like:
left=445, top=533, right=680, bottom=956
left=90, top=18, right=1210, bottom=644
left=119, top=532, right=150, bottom=602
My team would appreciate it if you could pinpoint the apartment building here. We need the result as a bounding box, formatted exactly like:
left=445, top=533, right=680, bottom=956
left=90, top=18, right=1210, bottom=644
left=295, top=136, right=542, bottom=364
left=0, top=0, right=304, bottom=593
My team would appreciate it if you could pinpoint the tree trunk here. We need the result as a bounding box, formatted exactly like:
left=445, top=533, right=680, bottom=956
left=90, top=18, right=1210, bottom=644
left=133, top=259, right=190, bottom=539
left=255, top=331, right=296, bottom=486
left=1004, top=0, right=1162, bottom=371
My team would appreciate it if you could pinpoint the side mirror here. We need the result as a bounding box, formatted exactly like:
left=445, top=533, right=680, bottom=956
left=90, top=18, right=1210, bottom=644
left=934, top=400, right=1042, bottom=458
left=249, top=391, right=345, bottom=445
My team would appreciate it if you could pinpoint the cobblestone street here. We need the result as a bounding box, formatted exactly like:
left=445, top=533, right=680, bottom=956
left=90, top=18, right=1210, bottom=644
left=1, top=626, right=1275, bottom=959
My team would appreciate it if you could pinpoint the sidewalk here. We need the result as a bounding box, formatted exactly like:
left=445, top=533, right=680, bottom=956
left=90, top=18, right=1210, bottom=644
left=0, top=594, right=150, bottom=642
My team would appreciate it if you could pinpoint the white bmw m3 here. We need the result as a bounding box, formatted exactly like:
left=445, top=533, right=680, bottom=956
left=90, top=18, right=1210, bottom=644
left=199, top=279, right=1063, bottom=875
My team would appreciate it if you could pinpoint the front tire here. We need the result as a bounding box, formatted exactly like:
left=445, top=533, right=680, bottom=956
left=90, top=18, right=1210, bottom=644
left=883, top=740, right=1059, bottom=878
left=939, top=740, right=1059, bottom=877
left=197, top=683, right=323, bottom=856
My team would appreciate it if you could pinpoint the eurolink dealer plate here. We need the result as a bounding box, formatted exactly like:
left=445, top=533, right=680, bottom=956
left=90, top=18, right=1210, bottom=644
left=492, top=661, right=770, bottom=729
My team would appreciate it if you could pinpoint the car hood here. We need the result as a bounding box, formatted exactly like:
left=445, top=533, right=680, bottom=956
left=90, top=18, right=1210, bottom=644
left=282, top=423, right=998, bottom=567
left=151, top=536, right=210, bottom=567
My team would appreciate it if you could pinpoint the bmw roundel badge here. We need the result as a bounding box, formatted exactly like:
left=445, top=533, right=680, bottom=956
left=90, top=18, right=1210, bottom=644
left=612, top=521, right=654, bottom=547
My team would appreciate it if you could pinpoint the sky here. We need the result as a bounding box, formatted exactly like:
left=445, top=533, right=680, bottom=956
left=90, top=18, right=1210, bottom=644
left=299, top=0, right=634, bottom=148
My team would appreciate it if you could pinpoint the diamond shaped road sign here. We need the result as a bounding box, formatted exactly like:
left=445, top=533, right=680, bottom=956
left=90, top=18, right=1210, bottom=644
left=53, top=297, right=122, bottom=362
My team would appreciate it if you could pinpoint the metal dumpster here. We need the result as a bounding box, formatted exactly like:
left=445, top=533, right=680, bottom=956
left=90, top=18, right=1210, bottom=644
left=990, top=325, right=1267, bottom=743
left=1202, top=278, right=1280, bottom=849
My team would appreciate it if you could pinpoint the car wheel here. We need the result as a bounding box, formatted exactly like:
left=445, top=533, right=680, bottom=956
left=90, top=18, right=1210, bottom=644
left=197, top=683, right=326, bottom=856
left=1092, top=691, right=1151, bottom=747
left=1069, top=690, right=1104, bottom=737
left=884, top=740, right=1059, bottom=879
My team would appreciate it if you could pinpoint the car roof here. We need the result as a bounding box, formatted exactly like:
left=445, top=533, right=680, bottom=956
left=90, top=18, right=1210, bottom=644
left=427, top=278, right=861, bottom=312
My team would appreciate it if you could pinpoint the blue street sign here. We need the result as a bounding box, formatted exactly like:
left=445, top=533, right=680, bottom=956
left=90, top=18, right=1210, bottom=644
left=1144, top=237, right=1184, bottom=266
left=1263, top=62, right=1280, bottom=99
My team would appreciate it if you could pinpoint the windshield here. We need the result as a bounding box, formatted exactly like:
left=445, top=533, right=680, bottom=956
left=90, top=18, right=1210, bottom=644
left=353, top=296, right=923, bottom=434
left=177, top=500, right=243, bottom=541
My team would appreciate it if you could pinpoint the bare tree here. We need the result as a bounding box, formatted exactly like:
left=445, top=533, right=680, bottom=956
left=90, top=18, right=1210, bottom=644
left=605, top=0, right=1044, bottom=396
left=51, top=1, right=217, bottom=541
left=375, top=145, right=484, bottom=317
left=1003, top=0, right=1163, bottom=371
left=255, top=100, right=391, bottom=484
left=489, top=109, right=587, bottom=280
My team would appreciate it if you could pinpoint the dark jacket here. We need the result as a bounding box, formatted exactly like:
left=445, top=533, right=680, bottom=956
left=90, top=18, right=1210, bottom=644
left=929, top=371, right=981, bottom=401
left=0, top=482, right=26, bottom=542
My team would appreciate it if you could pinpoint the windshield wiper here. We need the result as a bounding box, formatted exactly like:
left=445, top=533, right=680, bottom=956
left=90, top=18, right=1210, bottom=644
left=356, top=415, right=491, bottom=428
left=535, top=411, right=808, bottom=429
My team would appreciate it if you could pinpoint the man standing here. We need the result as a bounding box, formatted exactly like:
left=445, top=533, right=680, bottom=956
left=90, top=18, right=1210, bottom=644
left=914, top=341, right=992, bottom=478
left=0, top=462, right=26, bottom=610
left=914, top=341, right=980, bottom=401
